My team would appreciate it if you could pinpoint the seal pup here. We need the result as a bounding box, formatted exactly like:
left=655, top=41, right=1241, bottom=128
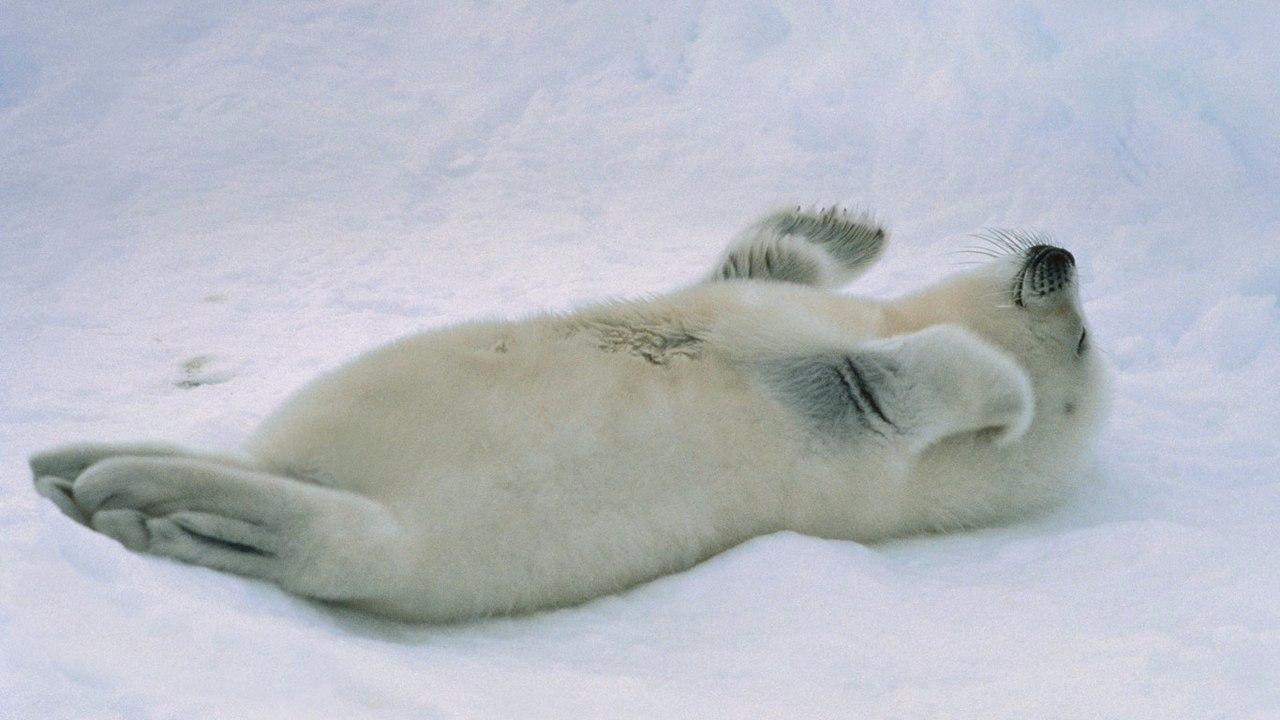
left=32, top=208, right=1108, bottom=621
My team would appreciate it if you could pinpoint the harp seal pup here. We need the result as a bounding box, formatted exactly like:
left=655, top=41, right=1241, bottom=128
left=31, top=208, right=1109, bottom=622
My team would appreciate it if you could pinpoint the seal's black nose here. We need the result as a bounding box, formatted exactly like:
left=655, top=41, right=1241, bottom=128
left=1017, top=244, right=1077, bottom=306
left=1026, top=244, right=1075, bottom=270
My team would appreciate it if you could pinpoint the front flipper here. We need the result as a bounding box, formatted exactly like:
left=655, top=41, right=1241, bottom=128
left=762, top=325, right=1034, bottom=451
left=708, top=207, right=888, bottom=288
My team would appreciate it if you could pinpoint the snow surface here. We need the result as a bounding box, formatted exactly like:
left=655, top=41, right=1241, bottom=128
left=3, top=1, right=1279, bottom=718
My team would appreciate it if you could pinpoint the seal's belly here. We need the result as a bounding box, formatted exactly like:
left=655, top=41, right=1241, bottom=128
left=245, top=317, right=803, bottom=519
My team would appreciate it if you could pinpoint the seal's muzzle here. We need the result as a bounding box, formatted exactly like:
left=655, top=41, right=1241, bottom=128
left=1016, top=244, right=1076, bottom=307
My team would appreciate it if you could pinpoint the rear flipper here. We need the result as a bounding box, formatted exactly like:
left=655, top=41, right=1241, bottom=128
left=709, top=206, right=888, bottom=288
left=35, top=454, right=409, bottom=607
left=32, top=442, right=258, bottom=524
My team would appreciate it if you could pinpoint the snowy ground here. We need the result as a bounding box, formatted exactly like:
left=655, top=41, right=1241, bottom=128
left=3, top=2, right=1279, bottom=718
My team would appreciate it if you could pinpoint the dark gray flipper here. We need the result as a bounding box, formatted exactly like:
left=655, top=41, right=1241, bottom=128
left=710, top=207, right=888, bottom=288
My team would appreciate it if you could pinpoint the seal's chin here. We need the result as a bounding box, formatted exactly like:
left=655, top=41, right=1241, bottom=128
left=1014, top=244, right=1076, bottom=308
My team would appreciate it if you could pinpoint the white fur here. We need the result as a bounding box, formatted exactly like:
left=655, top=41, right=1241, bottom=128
left=32, top=212, right=1109, bottom=622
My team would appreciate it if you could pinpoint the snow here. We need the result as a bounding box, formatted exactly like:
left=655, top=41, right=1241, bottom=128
left=3, top=1, right=1279, bottom=717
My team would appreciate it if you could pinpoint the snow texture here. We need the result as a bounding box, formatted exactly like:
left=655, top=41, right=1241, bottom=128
left=3, top=2, right=1279, bottom=718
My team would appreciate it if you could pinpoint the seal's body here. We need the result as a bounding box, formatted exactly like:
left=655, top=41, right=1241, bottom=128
left=33, top=209, right=1108, bottom=621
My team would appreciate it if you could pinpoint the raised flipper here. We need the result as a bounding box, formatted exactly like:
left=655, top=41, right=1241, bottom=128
left=708, top=206, right=888, bottom=288
left=33, top=454, right=410, bottom=609
left=760, top=325, right=1034, bottom=451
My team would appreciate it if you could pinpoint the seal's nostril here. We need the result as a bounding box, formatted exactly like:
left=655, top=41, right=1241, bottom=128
left=1050, top=248, right=1076, bottom=267
left=1026, top=245, right=1075, bottom=269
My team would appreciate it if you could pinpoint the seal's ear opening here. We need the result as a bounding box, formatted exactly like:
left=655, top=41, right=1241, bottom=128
left=709, top=206, right=888, bottom=289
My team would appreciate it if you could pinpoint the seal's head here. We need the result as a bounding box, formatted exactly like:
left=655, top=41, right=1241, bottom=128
left=884, top=232, right=1111, bottom=516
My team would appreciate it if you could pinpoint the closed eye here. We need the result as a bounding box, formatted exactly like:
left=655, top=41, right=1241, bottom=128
left=1076, top=328, right=1088, bottom=356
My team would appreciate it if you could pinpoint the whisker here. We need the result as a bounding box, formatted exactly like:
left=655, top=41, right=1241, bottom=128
left=971, top=229, right=1021, bottom=256
left=950, top=246, right=1004, bottom=257
left=947, top=251, right=1003, bottom=262
left=991, top=229, right=1024, bottom=254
